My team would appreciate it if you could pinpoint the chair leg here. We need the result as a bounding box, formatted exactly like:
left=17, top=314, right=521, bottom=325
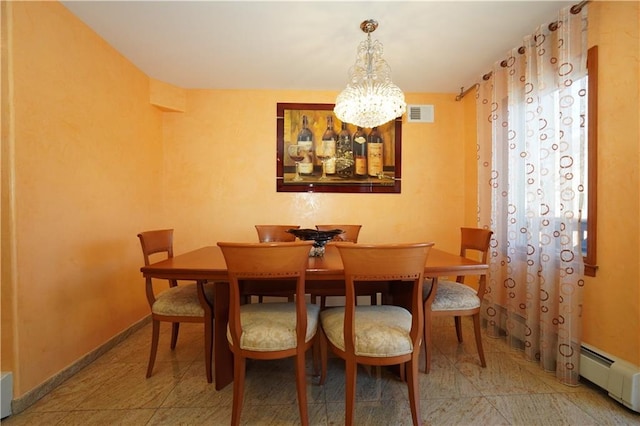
left=472, top=313, right=487, bottom=367
left=345, top=359, right=357, bottom=426
left=231, top=355, right=246, bottom=426
left=423, top=305, right=432, bottom=373
left=311, top=336, right=320, bottom=378
left=146, top=319, right=160, bottom=378
left=318, top=330, right=328, bottom=385
left=295, top=351, right=309, bottom=426
left=320, top=296, right=326, bottom=310
left=362, top=364, right=373, bottom=377
left=455, top=316, right=463, bottom=343
left=170, top=322, right=180, bottom=349
left=406, top=357, right=421, bottom=426
left=204, top=315, right=213, bottom=383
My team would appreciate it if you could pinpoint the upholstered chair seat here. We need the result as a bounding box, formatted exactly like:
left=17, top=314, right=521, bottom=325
left=228, top=302, right=320, bottom=351
left=426, top=281, right=481, bottom=311
left=320, top=305, right=413, bottom=357
left=153, top=282, right=215, bottom=317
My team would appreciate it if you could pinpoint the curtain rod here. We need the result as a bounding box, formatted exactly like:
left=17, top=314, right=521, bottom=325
left=570, top=0, right=590, bottom=15
left=454, top=0, right=590, bottom=101
left=455, top=84, right=479, bottom=102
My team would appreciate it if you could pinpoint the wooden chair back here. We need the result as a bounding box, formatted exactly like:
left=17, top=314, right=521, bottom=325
left=456, top=227, right=493, bottom=293
left=138, top=229, right=174, bottom=266
left=255, top=225, right=300, bottom=242
left=316, top=224, right=362, bottom=242
left=137, top=229, right=179, bottom=298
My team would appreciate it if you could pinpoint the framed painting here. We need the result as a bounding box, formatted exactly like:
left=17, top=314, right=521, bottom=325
left=276, top=103, right=402, bottom=193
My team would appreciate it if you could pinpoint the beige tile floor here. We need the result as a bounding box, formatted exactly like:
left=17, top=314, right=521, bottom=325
left=3, top=316, right=639, bottom=425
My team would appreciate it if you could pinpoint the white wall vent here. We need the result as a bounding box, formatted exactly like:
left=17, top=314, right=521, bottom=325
left=580, top=343, right=640, bottom=413
left=406, top=104, right=434, bottom=123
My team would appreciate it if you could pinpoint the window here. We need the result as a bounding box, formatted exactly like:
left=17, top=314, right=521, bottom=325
left=583, top=46, right=598, bottom=277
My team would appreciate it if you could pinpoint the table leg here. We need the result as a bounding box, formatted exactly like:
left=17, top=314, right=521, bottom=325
left=214, top=281, right=233, bottom=390
left=387, top=280, right=414, bottom=310
left=197, top=280, right=214, bottom=384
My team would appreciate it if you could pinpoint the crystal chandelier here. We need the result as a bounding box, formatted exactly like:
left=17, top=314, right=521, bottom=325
left=334, top=19, right=406, bottom=129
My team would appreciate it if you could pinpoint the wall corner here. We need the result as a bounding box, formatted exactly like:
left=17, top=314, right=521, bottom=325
left=149, top=77, right=186, bottom=112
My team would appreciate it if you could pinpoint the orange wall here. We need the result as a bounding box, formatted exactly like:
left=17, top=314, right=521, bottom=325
left=1, top=0, right=638, bottom=402
left=2, top=1, right=164, bottom=396
left=581, top=0, right=640, bottom=365
left=1, top=0, right=15, bottom=379
left=161, top=90, right=467, bottom=253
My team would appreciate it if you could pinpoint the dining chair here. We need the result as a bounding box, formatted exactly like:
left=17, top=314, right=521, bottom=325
left=251, top=225, right=301, bottom=302
left=217, top=241, right=323, bottom=426
left=315, top=224, right=362, bottom=242
left=137, top=229, right=215, bottom=382
left=319, top=242, right=434, bottom=426
left=422, top=227, right=493, bottom=373
left=255, top=224, right=299, bottom=242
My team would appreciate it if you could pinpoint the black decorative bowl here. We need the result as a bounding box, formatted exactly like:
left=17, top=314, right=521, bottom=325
left=287, top=228, right=343, bottom=256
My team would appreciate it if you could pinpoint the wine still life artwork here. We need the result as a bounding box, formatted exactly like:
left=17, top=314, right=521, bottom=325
left=276, top=103, right=402, bottom=193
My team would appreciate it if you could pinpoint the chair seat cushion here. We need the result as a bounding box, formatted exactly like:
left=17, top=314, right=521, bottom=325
left=429, top=280, right=480, bottom=311
left=227, top=303, right=321, bottom=351
left=152, top=282, right=214, bottom=317
left=320, top=305, right=413, bottom=357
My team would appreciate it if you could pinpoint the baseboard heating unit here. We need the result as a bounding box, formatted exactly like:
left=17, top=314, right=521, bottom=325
left=580, top=343, right=640, bottom=412
left=1, top=372, right=12, bottom=419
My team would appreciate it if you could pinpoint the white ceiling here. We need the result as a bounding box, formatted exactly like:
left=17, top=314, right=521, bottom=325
left=61, top=0, right=575, bottom=94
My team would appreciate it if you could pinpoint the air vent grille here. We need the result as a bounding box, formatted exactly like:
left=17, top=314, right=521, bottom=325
left=407, top=105, right=434, bottom=123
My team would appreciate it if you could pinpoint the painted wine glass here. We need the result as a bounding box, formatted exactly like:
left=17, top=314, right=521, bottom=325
left=287, top=144, right=305, bottom=182
left=316, top=140, right=335, bottom=181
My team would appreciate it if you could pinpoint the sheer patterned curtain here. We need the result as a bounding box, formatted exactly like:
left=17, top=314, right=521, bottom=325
left=476, top=6, right=588, bottom=386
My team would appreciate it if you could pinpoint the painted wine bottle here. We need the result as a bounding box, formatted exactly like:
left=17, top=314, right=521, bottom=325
left=319, top=116, right=337, bottom=175
left=367, top=126, right=383, bottom=177
left=336, top=122, right=354, bottom=178
left=297, top=115, right=314, bottom=176
left=353, top=126, right=367, bottom=179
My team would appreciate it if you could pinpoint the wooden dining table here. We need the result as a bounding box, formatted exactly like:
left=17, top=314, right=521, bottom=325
left=140, top=244, right=488, bottom=390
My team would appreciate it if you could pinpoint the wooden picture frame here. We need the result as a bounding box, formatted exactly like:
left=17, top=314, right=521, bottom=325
left=276, top=103, right=402, bottom=193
